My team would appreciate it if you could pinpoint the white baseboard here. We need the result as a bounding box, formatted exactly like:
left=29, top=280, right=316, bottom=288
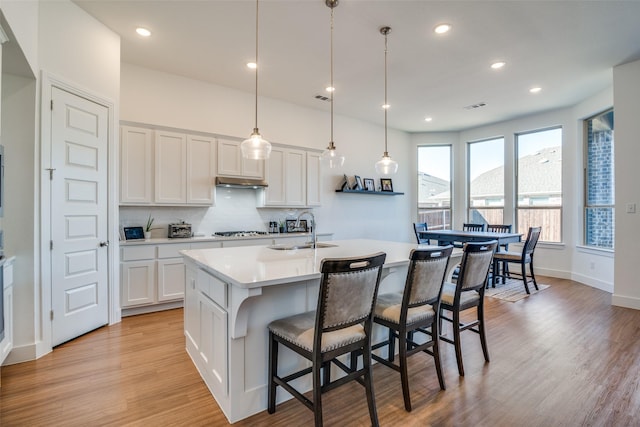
left=2, top=342, right=49, bottom=366
left=535, top=267, right=614, bottom=293
left=611, top=294, right=640, bottom=310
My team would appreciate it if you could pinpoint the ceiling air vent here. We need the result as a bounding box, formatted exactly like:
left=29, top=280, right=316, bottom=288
left=315, top=94, right=330, bottom=102
left=464, top=102, right=487, bottom=110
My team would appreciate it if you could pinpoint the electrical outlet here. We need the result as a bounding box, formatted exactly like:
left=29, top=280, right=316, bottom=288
left=626, top=203, right=636, bottom=214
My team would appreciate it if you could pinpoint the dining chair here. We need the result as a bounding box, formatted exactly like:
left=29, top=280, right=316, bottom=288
left=413, top=222, right=429, bottom=244
left=492, top=226, right=541, bottom=294
left=440, top=240, right=498, bottom=377
left=487, top=224, right=513, bottom=282
left=267, top=252, right=386, bottom=427
left=463, top=223, right=486, bottom=232
left=372, top=246, right=453, bottom=411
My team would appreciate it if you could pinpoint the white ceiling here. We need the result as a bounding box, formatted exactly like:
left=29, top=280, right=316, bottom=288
left=73, top=0, right=640, bottom=133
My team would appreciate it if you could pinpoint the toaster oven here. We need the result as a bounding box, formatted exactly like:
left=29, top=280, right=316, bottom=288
left=168, top=223, right=192, bottom=238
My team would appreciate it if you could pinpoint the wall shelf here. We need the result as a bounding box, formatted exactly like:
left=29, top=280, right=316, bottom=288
left=336, top=189, right=404, bottom=196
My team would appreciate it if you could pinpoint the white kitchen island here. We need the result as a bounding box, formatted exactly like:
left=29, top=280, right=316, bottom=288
left=181, top=239, right=460, bottom=423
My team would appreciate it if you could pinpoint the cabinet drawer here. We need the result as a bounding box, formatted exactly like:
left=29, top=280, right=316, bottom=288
left=121, top=245, right=156, bottom=261
left=158, top=243, right=191, bottom=259
left=197, top=269, right=227, bottom=308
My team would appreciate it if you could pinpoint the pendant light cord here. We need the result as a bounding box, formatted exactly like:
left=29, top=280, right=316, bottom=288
left=329, top=5, right=335, bottom=147
left=384, top=30, right=388, bottom=155
left=254, top=0, right=259, bottom=130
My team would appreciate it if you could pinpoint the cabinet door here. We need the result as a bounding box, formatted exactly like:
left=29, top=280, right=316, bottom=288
left=306, top=151, right=322, bottom=207
left=264, top=147, right=286, bottom=205
left=184, top=264, right=199, bottom=351
left=121, top=260, right=156, bottom=307
left=187, top=135, right=216, bottom=204
left=286, top=149, right=307, bottom=206
left=1, top=285, right=13, bottom=363
left=120, top=126, right=153, bottom=204
left=155, top=130, right=187, bottom=204
left=217, top=139, right=242, bottom=176
left=199, top=294, right=228, bottom=397
left=157, top=258, right=186, bottom=302
left=217, top=138, right=264, bottom=178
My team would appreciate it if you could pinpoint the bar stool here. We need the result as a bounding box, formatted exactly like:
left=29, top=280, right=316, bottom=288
left=440, top=241, right=497, bottom=376
left=267, top=252, right=386, bottom=427
left=372, top=246, right=453, bottom=411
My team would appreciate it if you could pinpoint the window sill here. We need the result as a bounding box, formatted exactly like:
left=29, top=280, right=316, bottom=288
left=576, top=245, right=614, bottom=258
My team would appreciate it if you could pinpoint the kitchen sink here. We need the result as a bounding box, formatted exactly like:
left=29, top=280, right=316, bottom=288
left=267, top=242, right=337, bottom=250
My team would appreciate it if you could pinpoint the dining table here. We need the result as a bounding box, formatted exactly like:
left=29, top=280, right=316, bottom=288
left=418, top=229, right=522, bottom=247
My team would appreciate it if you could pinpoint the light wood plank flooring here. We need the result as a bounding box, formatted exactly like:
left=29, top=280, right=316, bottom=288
left=2, top=276, right=639, bottom=426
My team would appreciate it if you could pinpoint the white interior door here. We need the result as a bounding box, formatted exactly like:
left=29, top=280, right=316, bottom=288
left=50, top=87, right=109, bottom=346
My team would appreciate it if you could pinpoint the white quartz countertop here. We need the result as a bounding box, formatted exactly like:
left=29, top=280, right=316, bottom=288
left=120, top=232, right=332, bottom=246
left=181, top=239, right=445, bottom=289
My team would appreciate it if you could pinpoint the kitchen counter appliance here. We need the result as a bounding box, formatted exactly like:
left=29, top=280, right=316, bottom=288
left=168, top=222, right=192, bottom=238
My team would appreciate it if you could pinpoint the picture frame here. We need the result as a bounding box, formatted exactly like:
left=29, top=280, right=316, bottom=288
left=381, top=178, right=393, bottom=192
left=364, top=178, right=375, bottom=191
left=353, top=175, right=364, bottom=191
left=286, top=219, right=307, bottom=233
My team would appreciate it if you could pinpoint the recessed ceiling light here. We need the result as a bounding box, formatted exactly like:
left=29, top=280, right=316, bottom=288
left=425, top=117, right=433, bottom=122
left=434, top=24, right=451, bottom=34
left=382, top=104, right=390, bottom=109
left=530, top=87, right=542, bottom=93
left=136, top=27, right=151, bottom=37
left=325, top=86, right=335, bottom=93
left=247, top=62, right=257, bottom=69
left=491, top=61, right=506, bottom=69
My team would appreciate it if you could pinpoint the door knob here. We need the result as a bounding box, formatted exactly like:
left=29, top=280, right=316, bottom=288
left=99, top=241, right=109, bottom=247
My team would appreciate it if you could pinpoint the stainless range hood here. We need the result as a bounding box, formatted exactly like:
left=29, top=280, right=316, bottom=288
left=215, top=176, right=268, bottom=189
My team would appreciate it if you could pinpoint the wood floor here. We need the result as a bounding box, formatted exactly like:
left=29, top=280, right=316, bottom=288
left=2, top=276, right=639, bottom=426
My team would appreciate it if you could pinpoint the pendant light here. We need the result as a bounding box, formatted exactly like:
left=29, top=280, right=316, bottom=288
left=241, top=0, right=272, bottom=160
left=375, top=26, right=398, bottom=175
left=320, top=0, right=345, bottom=169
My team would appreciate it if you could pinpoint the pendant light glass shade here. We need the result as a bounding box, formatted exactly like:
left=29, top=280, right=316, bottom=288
left=241, top=0, right=271, bottom=160
left=375, top=26, right=398, bottom=175
left=320, top=0, right=345, bottom=169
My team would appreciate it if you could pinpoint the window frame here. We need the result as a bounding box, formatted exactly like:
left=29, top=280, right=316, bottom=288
left=417, top=144, right=453, bottom=231
left=467, top=136, right=505, bottom=227
left=515, top=126, right=563, bottom=243
left=583, top=108, right=614, bottom=249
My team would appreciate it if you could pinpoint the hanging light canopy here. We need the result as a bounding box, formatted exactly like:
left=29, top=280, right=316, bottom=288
left=320, top=0, right=345, bottom=169
left=375, top=26, right=398, bottom=175
left=241, top=0, right=272, bottom=160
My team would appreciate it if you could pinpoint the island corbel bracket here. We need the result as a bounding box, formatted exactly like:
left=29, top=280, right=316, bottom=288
left=229, top=286, right=263, bottom=339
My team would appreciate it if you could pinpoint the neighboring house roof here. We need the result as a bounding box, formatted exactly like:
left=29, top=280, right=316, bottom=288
left=418, top=173, right=449, bottom=201
left=470, top=146, right=562, bottom=198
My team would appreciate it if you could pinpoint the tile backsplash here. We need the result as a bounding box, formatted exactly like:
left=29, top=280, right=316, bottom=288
left=119, top=188, right=305, bottom=238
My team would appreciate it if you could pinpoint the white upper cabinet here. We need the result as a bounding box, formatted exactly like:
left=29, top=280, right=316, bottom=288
left=154, top=130, right=187, bottom=204
left=217, top=138, right=264, bottom=179
left=120, top=126, right=153, bottom=204
left=264, top=146, right=320, bottom=208
left=119, top=125, right=216, bottom=206
left=187, top=135, right=216, bottom=204
left=306, top=151, right=322, bottom=207
left=264, top=146, right=311, bottom=207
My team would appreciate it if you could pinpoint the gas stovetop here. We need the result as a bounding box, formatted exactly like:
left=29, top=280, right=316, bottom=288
left=213, top=231, right=269, bottom=237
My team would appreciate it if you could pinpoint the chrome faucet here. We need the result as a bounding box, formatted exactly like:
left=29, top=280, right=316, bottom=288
left=296, top=210, right=316, bottom=249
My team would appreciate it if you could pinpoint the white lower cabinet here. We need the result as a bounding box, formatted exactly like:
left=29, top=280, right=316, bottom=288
left=1, top=258, right=15, bottom=366
left=185, top=262, right=229, bottom=398
left=121, top=259, right=156, bottom=307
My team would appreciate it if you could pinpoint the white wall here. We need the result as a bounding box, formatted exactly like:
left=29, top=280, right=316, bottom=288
left=2, top=0, right=120, bottom=364
left=612, top=59, right=640, bottom=309
left=120, top=63, right=414, bottom=243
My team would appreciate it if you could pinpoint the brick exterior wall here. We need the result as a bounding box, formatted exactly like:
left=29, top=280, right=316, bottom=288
left=586, top=120, right=615, bottom=248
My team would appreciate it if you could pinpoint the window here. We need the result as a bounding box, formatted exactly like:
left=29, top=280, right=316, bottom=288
left=418, top=145, right=451, bottom=230
left=584, top=109, right=614, bottom=249
left=468, top=137, right=505, bottom=226
left=516, top=127, right=562, bottom=242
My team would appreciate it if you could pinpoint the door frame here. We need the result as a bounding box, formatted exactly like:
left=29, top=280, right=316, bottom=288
left=40, top=71, right=120, bottom=354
